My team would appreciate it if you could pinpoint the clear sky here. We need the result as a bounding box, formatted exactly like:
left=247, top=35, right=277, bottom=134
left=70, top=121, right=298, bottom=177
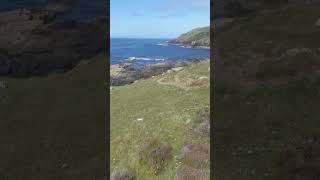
left=110, top=0, right=210, bottom=39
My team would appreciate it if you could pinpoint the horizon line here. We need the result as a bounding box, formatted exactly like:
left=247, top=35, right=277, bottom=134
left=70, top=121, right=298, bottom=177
left=110, top=36, right=175, bottom=39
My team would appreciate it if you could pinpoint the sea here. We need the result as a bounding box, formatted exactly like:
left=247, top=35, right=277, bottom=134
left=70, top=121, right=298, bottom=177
left=111, top=38, right=210, bottom=67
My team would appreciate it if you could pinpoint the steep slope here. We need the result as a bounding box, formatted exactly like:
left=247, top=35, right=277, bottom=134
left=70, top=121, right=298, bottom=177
left=111, top=60, right=210, bottom=179
left=169, top=26, right=210, bottom=48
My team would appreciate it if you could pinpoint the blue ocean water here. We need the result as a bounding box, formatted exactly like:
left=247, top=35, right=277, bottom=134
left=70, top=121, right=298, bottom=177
left=111, top=38, right=210, bottom=67
left=0, top=0, right=106, bottom=22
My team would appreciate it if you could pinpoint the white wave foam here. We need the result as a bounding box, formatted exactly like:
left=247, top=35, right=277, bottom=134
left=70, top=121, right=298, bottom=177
left=128, top=57, right=136, bottom=61
left=156, top=43, right=169, bottom=46
left=126, top=57, right=165, bottom=61
left=154, top=58, right=165, bottom=61
left=136, top=57, right=151, bottom=61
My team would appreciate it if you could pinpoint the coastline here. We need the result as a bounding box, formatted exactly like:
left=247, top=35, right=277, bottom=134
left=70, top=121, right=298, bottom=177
left=110, top=58, right=209, bottom=86
left=165, top=42, right=210, bottom=49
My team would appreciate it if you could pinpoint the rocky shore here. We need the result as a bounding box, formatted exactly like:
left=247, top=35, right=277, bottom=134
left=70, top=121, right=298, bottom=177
left=110, top=59, right=207, bottom=86
left=165, top=42, right=210, bottom=49
left=0, top=5, right=106, bottom=77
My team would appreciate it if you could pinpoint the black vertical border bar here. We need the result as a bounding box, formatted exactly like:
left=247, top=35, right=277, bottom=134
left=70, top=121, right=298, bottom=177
left=210, top=0, right=214, bottom=179
left=106, top=0, right=111, bottom=178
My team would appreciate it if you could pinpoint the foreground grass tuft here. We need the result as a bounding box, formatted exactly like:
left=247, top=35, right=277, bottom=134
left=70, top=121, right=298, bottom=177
left=139, top=139, right=172, bottom=175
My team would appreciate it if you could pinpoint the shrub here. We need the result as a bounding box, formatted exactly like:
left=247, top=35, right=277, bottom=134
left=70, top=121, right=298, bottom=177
left=192, top=106, right=210, bottom=137
left=139, top=139, right=172, bottom=175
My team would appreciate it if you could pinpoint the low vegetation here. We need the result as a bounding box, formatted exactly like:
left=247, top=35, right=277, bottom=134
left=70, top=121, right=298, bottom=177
left=110, top=60, right=210, bottom=179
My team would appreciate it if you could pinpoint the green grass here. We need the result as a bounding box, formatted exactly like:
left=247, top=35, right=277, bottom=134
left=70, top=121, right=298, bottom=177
left=0, top=54, right=107, bottom=180
left=213, top=4, right=320, bottom=180
left=174, top=26, right=210, bottom=46
left=110, top=61, right=210, bottom=179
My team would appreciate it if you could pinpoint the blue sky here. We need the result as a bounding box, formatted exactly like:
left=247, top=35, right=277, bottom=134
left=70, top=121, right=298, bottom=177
left=110, top=0, right=210, bottom=39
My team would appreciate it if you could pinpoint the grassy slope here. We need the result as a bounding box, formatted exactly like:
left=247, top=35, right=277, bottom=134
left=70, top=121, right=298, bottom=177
left=172, top=26, right=210, bottom=46
left=214, top=5, right=320, bottom=180
left=0, top=54, right=107, bottom=179
left=111, top=61, right=210, bottom=179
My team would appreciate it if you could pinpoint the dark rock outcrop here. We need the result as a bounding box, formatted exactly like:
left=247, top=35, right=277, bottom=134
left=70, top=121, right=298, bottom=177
left=110, top=61, right=194, bottom=86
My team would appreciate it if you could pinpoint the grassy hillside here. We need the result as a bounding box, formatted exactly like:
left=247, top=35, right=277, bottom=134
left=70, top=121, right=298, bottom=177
left=213, top=5, right=320, bottom=180
left=0, top=54, right=107, bottom=179
left=111, top=60, right=210, bottom=179
left=170, top=26, right=210, bottom=47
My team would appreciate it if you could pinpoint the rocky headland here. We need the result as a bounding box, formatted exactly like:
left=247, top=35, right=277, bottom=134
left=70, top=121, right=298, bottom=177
left=167, top=26, right=210, bottom=49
